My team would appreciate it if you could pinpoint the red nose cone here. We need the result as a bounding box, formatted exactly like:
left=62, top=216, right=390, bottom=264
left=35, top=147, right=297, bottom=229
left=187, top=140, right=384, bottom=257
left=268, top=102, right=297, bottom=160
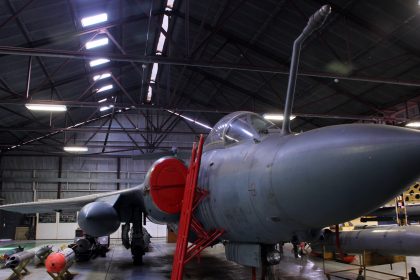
left=150, top=158, right=187, bottom=214
left=45, top=252, right=66, bottom=273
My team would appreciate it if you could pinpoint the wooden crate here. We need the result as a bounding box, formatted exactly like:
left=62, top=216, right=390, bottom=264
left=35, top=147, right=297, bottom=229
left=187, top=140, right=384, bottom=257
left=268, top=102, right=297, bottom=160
left=167, top=228, right=177, bottom=243
left=15, top=226, right=29, bottom=240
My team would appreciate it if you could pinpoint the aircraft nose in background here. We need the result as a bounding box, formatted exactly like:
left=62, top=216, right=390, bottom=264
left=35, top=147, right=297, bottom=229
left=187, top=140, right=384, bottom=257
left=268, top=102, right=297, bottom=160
left=272, top=124, right=420, bottom=229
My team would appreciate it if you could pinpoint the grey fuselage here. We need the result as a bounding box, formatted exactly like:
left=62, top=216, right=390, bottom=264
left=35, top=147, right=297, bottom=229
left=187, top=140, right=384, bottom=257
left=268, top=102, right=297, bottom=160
left=193, top=112, right=420, bottom=244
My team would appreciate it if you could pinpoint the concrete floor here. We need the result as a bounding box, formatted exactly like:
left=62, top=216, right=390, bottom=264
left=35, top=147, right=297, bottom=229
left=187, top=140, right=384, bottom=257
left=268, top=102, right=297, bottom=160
left=0, top=239, right=415, bottom=279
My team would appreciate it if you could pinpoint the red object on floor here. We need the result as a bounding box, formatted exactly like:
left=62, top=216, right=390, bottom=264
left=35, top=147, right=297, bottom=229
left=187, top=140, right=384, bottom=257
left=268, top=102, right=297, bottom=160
left=45, top=252, right=66, bottom=273
left=341, top=255, right=356, bottom=264
left=171, top=135, right=224, bottom=280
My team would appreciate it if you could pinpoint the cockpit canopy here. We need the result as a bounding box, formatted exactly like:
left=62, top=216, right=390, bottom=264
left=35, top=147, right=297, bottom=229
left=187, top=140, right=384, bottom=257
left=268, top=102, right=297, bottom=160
left=204, top=111, right=279, bottom=150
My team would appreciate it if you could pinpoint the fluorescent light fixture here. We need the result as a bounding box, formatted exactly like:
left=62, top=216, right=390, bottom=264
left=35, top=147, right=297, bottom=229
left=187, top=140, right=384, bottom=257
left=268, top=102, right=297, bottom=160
left=64, top=146, right=88, bottom=152
left=26, top=103, right=67, bottom=112
left=85, top=37, right=109, bottom=49
left=98, top=98, right=107, bottom=103
left=406, top=121, right=420, bottom=128
left=81, top=13, right=108, bottom=27
left=97, top=84, right=113, bottom=93
left=93, top=72, right=111, bottom=81
left=89, top=58, right=110, bottom=67
left=263, top=114, right=296, bottom=121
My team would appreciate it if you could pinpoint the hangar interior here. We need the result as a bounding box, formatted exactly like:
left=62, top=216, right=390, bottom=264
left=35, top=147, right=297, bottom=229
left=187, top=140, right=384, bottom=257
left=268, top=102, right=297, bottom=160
left=1, top=0, right=420, bottom=279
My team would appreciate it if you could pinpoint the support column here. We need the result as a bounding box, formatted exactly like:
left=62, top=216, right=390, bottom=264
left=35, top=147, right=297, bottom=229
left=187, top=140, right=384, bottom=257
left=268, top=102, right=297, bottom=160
left=57, top=157, right=63, bottom=199
left=117, top=157, right=121, bottom=190
left=0, top=155, right=3, bottom=204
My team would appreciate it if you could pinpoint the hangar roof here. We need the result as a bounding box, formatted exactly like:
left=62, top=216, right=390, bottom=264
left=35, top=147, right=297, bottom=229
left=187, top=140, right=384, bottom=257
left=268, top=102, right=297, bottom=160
left=0, top=0, right=419, bottom=156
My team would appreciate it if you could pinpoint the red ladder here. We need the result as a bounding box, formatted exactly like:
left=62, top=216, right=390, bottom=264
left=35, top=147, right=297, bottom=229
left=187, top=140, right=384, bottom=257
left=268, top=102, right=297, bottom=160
left=171, top=135, right=224, bottom=280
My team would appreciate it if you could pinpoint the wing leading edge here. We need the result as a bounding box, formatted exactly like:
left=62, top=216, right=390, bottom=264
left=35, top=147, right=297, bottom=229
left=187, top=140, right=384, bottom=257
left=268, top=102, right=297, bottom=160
left=0, top=185, right=143, bottom=214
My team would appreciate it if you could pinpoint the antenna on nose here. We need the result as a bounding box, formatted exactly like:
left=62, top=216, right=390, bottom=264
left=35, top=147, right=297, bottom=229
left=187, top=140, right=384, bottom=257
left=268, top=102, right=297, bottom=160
left=281, top=5, right=331, bottom=135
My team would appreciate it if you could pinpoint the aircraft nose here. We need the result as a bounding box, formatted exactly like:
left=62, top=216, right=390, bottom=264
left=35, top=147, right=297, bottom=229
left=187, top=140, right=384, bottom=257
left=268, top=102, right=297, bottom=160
left=272, top=124, right=420, bottom=229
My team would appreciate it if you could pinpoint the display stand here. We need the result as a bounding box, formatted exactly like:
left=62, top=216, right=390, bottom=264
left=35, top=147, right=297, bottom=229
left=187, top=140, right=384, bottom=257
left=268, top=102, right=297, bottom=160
left=5, top=258, right=31, bottom=280
left=36, top=250, right=52, bottom=266
left=47, top=268, right=74, bottom=280
left=395, top=194, right=408, bottom=226
left=324, top=249, right=406, bottom=280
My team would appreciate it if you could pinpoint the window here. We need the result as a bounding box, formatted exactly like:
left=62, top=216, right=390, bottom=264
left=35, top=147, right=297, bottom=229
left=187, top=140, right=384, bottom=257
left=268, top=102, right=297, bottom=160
left=39, top=213, right=56, bottom=223
left=250, top=114, right=279, bottom=136
left=225, top=116, right=257, bottom=144
left=59, top=211, right=77, bottom=223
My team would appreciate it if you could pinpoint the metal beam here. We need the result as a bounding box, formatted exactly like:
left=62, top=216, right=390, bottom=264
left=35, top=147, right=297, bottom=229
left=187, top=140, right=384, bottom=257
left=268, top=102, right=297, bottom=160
left=311, top=0, right=420, bottom=60
left=57, top=157, right=62, bottom=199
left=113, top=117, right=145, bottom=153
left=6, top=0, right=75, bottom=126
left=83, top=117, right=110, bottom=146
left=1, top=46, right=420, bottom=87
left=0, top=0, right=35, bottom=31
left=0, top=99, right=401, bottom=122
left=102, top=108, right=116, bottom=153
left=25, top=56, right=32, bottom=99
left=0, top=143, right=194, bottom=149
left=0, top=13, right=161, bottom=60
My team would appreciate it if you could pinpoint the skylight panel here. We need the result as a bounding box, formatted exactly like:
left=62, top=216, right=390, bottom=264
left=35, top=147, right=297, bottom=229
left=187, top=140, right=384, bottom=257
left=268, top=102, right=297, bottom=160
left=147, top=85, right=153, bottom=102
left=97, top=84, right=113, bottom=93
left=162, top=15, right=169, bottom=32
left=167, top=0, right=174, bottom=10
left=156, top=33, right=166, bottom=53
left=89, top=58, right=110, bottom=67
left=81, top=13, right=108, bottom=27
left=100, top=105, right=114, bottom=111
left=86, top=38, right=109, bottom=49
left=151, top=63, right=158, bottom=81
left=93, top=72, right=111, bottom=81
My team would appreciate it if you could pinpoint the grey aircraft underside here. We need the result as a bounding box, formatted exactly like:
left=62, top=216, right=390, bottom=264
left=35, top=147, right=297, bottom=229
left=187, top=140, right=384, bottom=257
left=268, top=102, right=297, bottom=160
left=3, top=4, right=420, bottom=270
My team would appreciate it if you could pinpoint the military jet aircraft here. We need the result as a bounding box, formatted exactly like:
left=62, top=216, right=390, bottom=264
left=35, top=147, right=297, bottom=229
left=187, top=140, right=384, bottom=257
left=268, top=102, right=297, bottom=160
left=2, top=110, right=420, bottom=267
left=2, top=4, right=420, bottom=271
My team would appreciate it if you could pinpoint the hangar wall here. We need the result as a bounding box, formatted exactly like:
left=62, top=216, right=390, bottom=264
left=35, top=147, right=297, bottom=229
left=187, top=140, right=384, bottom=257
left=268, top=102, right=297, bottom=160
left=0, top=111, right=203, bottom=204
left=0, top=156, right=148, bottom=204
left=0, top=156, right=171, bottom=239
left=0, top=111, right=204, bottom=239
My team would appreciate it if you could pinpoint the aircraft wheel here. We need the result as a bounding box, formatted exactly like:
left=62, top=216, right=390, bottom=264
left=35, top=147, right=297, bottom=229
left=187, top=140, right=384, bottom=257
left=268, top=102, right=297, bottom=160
left=131, top=245, right=144, bottom=265
left=132, top=254, right=143, bottom=265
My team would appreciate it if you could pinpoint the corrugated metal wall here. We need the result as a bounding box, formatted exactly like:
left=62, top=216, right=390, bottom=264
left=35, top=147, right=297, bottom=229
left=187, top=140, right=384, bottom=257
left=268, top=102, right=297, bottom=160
left=0, top=111, right=205, bottom=204
left=0, top=156, right=149, bottom=203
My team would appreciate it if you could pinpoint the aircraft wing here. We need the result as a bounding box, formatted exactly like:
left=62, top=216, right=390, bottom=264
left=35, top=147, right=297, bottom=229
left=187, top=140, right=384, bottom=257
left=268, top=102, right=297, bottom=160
left=0, top=185, right=143, bottom=214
